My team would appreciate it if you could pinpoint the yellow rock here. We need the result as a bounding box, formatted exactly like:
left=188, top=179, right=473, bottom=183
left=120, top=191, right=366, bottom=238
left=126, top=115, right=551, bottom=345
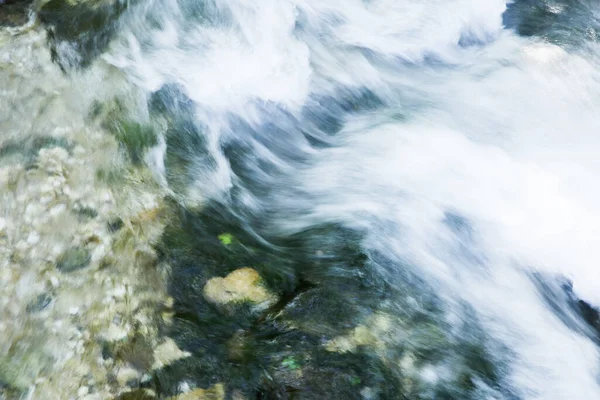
left=152, top=338, right=191, bottom=370
left=168, top=383, right=225, bottom=400
left=325, top=312, right=393, bottom=353
left=203, top=268, right=277, bottom=308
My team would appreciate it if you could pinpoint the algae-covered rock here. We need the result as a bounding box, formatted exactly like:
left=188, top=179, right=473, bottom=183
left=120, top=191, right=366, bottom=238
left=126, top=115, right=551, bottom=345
left=56, top=246, right=91, bottom=272
left=168, top=383, right=224, bottom=400
left=203, top=268, right=277, bottom=309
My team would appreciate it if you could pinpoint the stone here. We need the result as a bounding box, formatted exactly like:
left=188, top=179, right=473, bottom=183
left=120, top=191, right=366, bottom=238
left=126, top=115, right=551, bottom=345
left=116, top=366, right=140, bottom=387
left=0, top=0, right=32, bottom=27
left=151, top=338, right=191, bottom=370
left=26, top=293, right=52, bottom=313
left=168, top=383, right=225, bottom=400
left=107, top=217, right=124, bottom=233
left=56, top=246, right=91, bottom=272
left=115, top=389, right=157, bottom=400
left=325, top=312, right=393, bottom=353
left=77, top=385, right=89, bottom=397
left=26, top=231, right=40, bottom=245
left=203, top=268, right=277, bottom=308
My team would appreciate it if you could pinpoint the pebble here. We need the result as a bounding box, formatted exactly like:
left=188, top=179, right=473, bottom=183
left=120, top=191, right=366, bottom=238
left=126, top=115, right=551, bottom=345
left=77, top=386, right=89, bottom=397
left=49, top=204, right=66, bottom=216
left=27, top=231, right=40, bottom=245
left=56, top=247, right=91, bottom=272
left=116, top=366, right=140, bottom=387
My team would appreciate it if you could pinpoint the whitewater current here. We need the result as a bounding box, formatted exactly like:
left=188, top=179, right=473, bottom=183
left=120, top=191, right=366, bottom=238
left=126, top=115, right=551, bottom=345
left=100, top=0, right=600, bottom=398
left=4, top=0, right=600, bottom=399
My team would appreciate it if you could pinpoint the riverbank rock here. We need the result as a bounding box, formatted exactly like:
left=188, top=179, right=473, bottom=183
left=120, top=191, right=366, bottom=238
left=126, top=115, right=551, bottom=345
left=203, top=268, right=277, bottom=309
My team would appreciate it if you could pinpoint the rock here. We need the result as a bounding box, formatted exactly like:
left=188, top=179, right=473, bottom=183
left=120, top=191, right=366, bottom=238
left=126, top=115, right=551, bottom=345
left=116, top=365, right=140, bottom=387
left=107, top=217, right=124, bottom=233
left=151, top=338, right=191, bottom=370
left=115, top=389, right=157, bottom=400
left=0, top=0, right=32, bottom=27
left=168, top=383, right=225, bottom=400
left=325, top=313, right=393, bottom=353
left=77, top=385, right=89, bottom=397
left=38, top=0, right=128, bottom=70
left=37, top=147, right=69, bottom=176
left=26, top=231, right=40, bottom=245
left=203, top=268, right=277, bottom=308
left=56, top=246, right=91, bottom=272
left=26, top=293, right=53, bottom=313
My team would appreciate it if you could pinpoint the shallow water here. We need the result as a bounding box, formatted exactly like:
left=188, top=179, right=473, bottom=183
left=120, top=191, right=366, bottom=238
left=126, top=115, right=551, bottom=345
left=3, top=0, right=600, bottom=399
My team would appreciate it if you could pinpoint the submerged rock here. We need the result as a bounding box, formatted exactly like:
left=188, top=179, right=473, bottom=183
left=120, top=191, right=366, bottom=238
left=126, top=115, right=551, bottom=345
left=167, top=383, right=225, bottom=400
left=38, top=0, right=128, bottom=70
left=203, top=268, right=277, bottom=309
left=152, top=338, right=191, bottom=370
left=0, top=0, right=32, bottom=27
left=116, top=389, right=158, bottom=400
left=26, top=292, right=53, bottom=313
left=56, top=246, right=91, bottom=272
left=325, top=313, right=393, bottom=354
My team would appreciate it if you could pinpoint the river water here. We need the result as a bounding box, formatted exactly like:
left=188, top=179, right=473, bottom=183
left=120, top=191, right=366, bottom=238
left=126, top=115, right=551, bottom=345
left=3, top=0, right=600, bottom=399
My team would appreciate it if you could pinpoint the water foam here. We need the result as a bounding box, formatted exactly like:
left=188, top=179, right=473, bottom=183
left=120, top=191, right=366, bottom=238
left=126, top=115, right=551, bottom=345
left=103, top=0, right=600, bottom=397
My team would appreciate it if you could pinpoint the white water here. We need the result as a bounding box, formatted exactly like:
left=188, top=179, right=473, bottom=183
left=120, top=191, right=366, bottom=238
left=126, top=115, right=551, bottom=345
left=101, top=0, right=600, bottom=398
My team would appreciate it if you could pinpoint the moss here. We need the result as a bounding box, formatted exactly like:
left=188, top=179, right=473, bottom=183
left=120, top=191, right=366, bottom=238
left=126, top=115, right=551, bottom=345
left=110, top=119, right=158, bottom=165
left=217, top=233, right=234, bottom=246
left=281, top=356, right=300, bottom=370
left=96, top=166, right=124, bottom=184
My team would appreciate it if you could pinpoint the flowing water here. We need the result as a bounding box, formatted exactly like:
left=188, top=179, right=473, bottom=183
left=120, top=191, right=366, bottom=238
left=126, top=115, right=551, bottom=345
left=3, top=0, right=600, bottom=399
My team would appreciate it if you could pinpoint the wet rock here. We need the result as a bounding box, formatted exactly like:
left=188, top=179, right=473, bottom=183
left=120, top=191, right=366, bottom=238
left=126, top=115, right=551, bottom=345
left=37, top=146, right=69, bottom=176
left=56, top=246, right=91, bottom=272
left=115, top=389, right=157, bottom=400
left=26, top=293, right=53, bottom=313
left=77, top=385, right=89, bottom=396
left=108, top=218, right=124, bottom=233
left=167, top=383, right=224, bottom=400
left=0, top=0, right=32, bottom=27
left=38, top=0, right=129, bottom=70
left=325, top=313, right=393, bottom=354
left=152, top=338, right=191, bottom=370
left=0, top=347, right=52, bottom=392
left=74, top=205, right=99, bottom=220
left=116, top=365, right=141, bottom=387
left=203, top=268, right=277, bottom=309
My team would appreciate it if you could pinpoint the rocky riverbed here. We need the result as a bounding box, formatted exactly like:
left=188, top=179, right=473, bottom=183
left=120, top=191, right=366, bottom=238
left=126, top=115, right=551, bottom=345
left=0, top=12, right=176, bottom=399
